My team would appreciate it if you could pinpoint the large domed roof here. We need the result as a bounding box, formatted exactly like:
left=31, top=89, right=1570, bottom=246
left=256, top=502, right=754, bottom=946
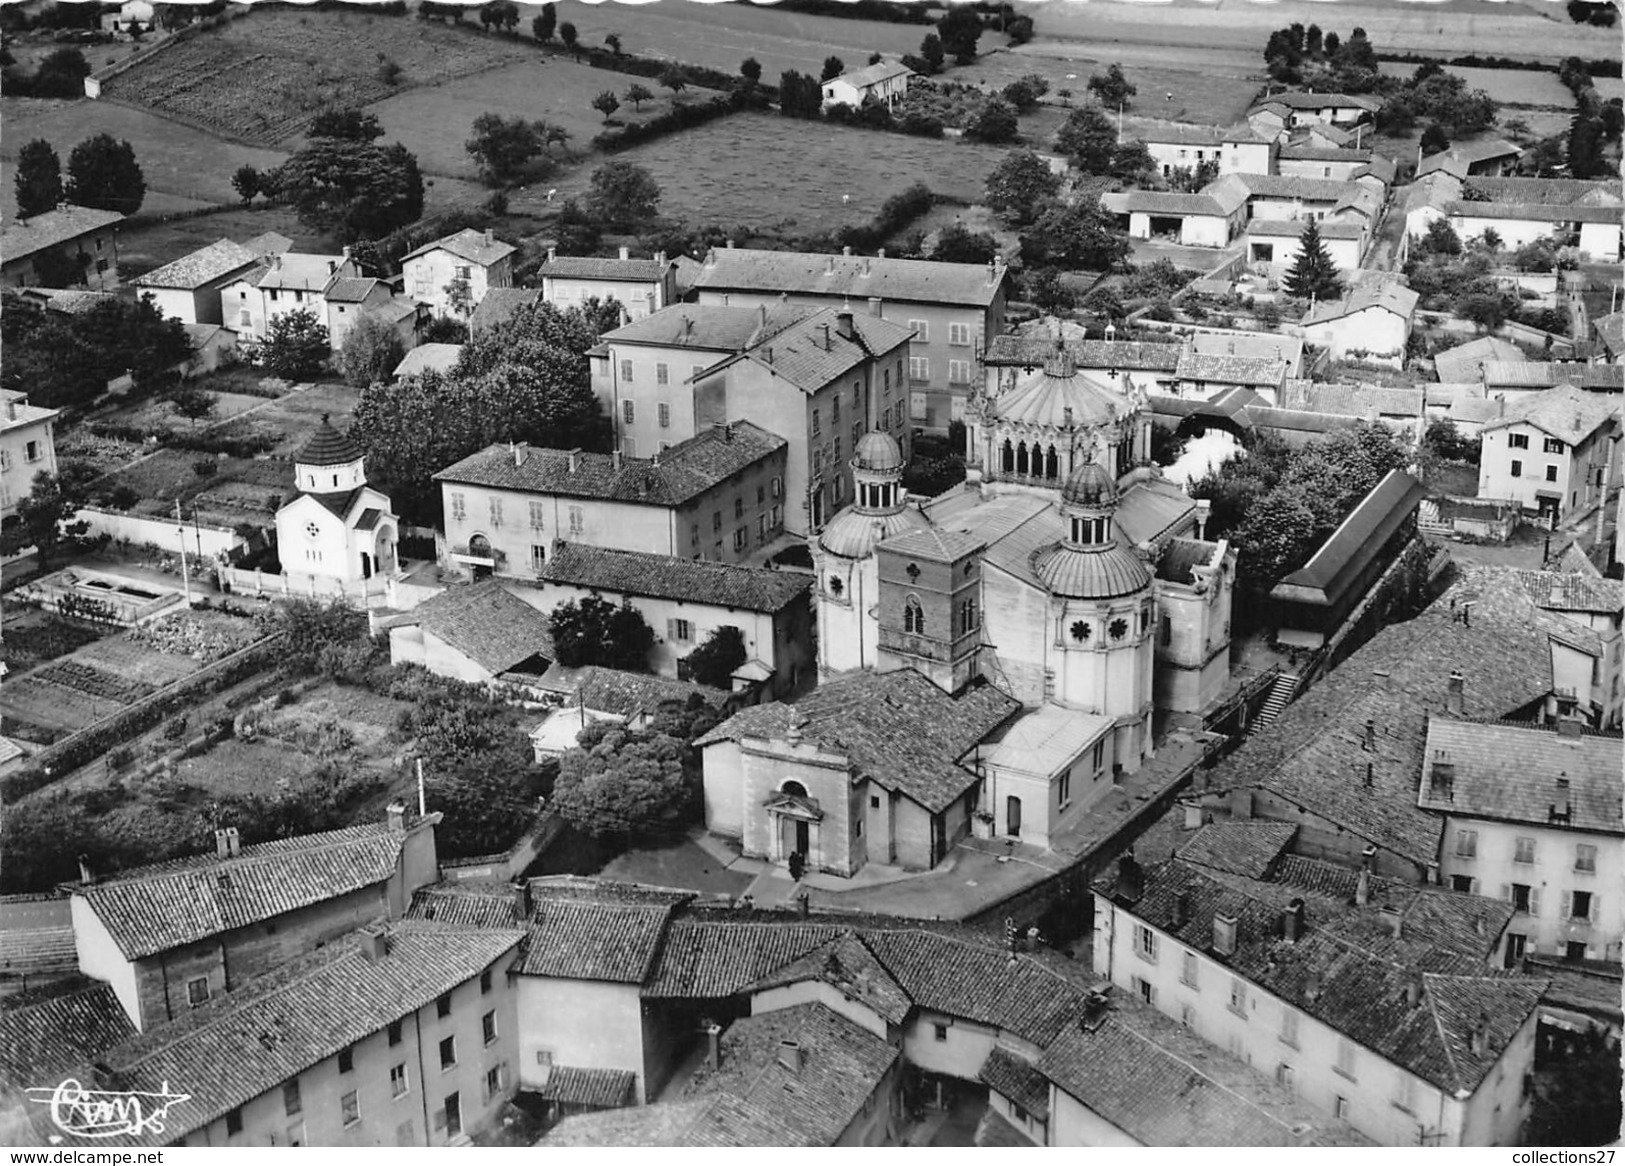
left=1062, top=462, right=1119, bottom=508
left=818, top=504, right=929, bottom=560
left=989, top=361, right=1125, bottom=430
left=295, top=415, right=363, bottom=467
left=853, top=431, right=904, bottom=474
left=1032, top=541, right=1151, bottom=600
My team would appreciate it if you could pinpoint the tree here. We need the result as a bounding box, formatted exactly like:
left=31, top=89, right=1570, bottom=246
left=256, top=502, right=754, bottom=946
left=425, top=748, right=546, bottom=859
left=65, top=133, right=145, bottom=215
left=4, top=471, right=87, bottom=567
left=591, top=89, right=621, bottom=122
left=984, top=149, right=1061, bottom=227
left=230, top=164, right=260, bottom=205
left=1420, top=121, right=1451, bottom=156
left=308, top=106, right=384, bottom=142
left=1002, top=73, right=1047, bottom=111
left=1020, top=200, right=1131, bottom=272
left=932, top=223, right=999, bottom=264
left=685, top=625, right=746, bottom=689
left=339, top=311, right=406, bottom=388
left=15, top=139, right=62, bottom=219
left=532, top=2, right=555, bottom=42
left=1080, top=285, right=1123, bottom=320
left=1026, top=267, right=1077, bottom=314
left=1234, top=483, right=1319, bottom=588
left=1304, top=23, right=1323, bottom=55
left=916, top=32, right=945, bottom=75
left=937, top=4, right=982, bottom=64
left=659, top=64, right=687, bottom=99
left=1282, top=219, right=1343, bottom=302
left=1568, top=111, right=1606, bottom=178
left=585, top=160, right=660, bottom=228
left=465, top=112, right=546, bottom=184
left=246, top=308, right=329, bottom=380
left=274, top=139, right=424, bottom=242
left=1421, top=217, right=1463, bottom=257
left=1007, top=14, right=1034, bottom=44
left=966, top=96, right=1019, bottom=144
left=552, top=723, right=692, bottom=841
left=168, top=386, right=216, bottom=428
left=778, top=70, right=821, bottom=118
left=625, top=82, right=653, bottom=111
left=560, top=20, right=578, bottom=57
left=1054, top=105, right=1117, bottom=174
left=1086, top=63, right=1136, bottom=110
left=1457, top=290, right=1512, bottom=331
left=603, top=32, right=622, bottom=56
left=1323, top=30, right=1340, bottom=57
left=821, top=55, right=845, bottom=83
left=261, top=597, right=370, bottom=673
left=549, top=596, right=655, bottom=671
left=740, top=57, right=762, bottom=84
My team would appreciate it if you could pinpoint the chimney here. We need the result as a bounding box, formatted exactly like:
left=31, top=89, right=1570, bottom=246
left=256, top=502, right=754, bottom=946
left=512, top=880, right=531, bottom=923
left=215, top=827, right=233, bottom=858
left=1556, top=716, right=1584, bottom=739
left=1355, top=865, right=1370, bottom=907
left=821, top=322, right=832, bottom=351
left=1230, top=788, right=1253, bottom=820
left=862, top=256, right=872, bottom=276
left=611, top=448, right=623, bottom=470
left=766, top=347, right=774, bottom=365
left=273, top=253, right=282, bottom=270
left=842, top=245, right=852, bottom=257
left=1446, top=670, right=1464, bottom=717
left=655, top=250, right=667, bottom=267
left=706, top=1023, right=724, bottom=1071
left=1362, top=718, right=1375, bottom=752
left=1115, top=851, right=1143, bottom=903
left=987, top=258, right=997, bottom=285
left=547, top=246, right=557, bottom=263
left=826, top=254, right=836, bottom=274
left=360, top=926, right=389, bottom=963
left=386, top=800, right=407, bottom=832
left=867, top=296, right=883, bottom=317
left=568, top=448, right=582, bottom=473
left=836, top=309, right=855, bottom=340
left=328, top=259, right=337, bottom=274
left=1212, top=912, right=1238, bottom=957
left=1282, top=897, right=1306, bottom=942
left=1403, top=971, right=1424, bottom=1008
left=1361, top=761, right=1374, bottom=789
left=725, top=238, right=735, bottom=249
left=1378, top=904, right=1404, bottom=939
left=724, top=422, right=734, bottom=441
left=1081, top=990, right=1110, bottom=1031
left=78, top=856, right=96, bottom=885
left=877, top=247, right=886, bottom=259
left=1172, top=886, right=1193, bottom=927
left=1304, top=969, right=1323, bottom=1002
left=1550, top=777, right=1572, bottom=824
left=777, top=1040, right=804, bottom=1073
left=1183, top=802, right=1203, bottom=829
left=1468, top=1012, right=1490, bottom=1056
left=618, top=245, right=630, bottom=261
left=484, top=230, right=494, bottom=247
left=516, top=443, right=528, bottom=467
left=5, top=398, right=16, bottom=422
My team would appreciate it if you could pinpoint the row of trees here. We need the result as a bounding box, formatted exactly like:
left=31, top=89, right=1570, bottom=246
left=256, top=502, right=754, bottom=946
left=15, top=133, right=146, bottom=218
left=1, top=290, right=190, bottom=410
left=1264, top=22, right=1378, bottom=88
left=1559, top=56, right=1625, bottom=179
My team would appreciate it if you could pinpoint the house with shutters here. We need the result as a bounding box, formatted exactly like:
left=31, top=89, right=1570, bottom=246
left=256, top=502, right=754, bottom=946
left=1090, top=827, right=1548, bottom=1146
left=0, top=205, right=125, bottom=291
left=218, top=250, right=363, bottom=344
left=537, top=247, right=677, bottom=320
left=401, top=228, right=516, bottom=321
left=1, top=390, right=59, bottom=525
left=1476, top=383, right=1621, bottom=525
left=1300, top=281, right=1420, bottom=369
left=135, top=235, right=288, bottom=326
left=1417, top=717, right=1622, bottom=965
left=820, top=59, right=915, bottom=111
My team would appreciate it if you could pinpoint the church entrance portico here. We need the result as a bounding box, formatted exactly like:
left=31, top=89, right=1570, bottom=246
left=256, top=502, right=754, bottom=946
left=763, top=780, right=823, bottom=869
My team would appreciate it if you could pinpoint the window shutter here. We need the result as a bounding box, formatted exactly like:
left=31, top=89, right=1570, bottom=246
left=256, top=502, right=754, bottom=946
left=1528, top=888, right=1541, bottom=917
left=666, top=619, right=676, bottom=642
left=1470, top=878, right=1480, bottom=895
left=1561, top=891, right=1572, bottom=920
left=1587, top=894, right=1598, bottom=923
left=1499, top=884, right=1511, bottom=902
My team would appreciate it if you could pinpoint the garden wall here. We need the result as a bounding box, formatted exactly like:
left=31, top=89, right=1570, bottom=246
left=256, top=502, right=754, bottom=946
left=441, top=807, right=565, bottom=883
left=76, top=508, right=245, bottom=560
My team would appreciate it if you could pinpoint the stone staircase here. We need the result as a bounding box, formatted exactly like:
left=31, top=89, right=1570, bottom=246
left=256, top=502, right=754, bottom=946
left=1250, top=671, right=1300, bottom=734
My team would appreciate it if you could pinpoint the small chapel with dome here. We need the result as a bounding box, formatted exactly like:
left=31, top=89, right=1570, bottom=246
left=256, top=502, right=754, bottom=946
left=273, top=416, right=399, bottom=589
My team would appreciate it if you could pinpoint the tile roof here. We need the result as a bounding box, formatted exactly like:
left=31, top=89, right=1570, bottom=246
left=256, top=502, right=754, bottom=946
left=1279, top=382, right=1424, bottom=418
left=0, top=391, right=59, bottom=433
left=469, top=286, right=541, bottom=333
left=696, top=669, right=1020, bottom=813
left=1481, top=361, right=1624, bottom=391
left=364, top=296, right=423, bottom=325
left=402, top=227, right=515, bottom=266
left=517, top=896, right=674, bottom=983
left=1176, top=351, right=1288, bottom=386
left=0, top=983, right=136, bottom=1095
left=603, top=303, right=813, bottom=352
left=1433, top=336, right=1526, bottom=383
left=1278, top=144, right=1372, bottom=163
left=391, top=342, right=463, bottom=379
left=1246, top=218, right=1366, bottom=240
left=19, top=287, right=117, bottom=314
left=643, top=920, right=843, bottom=998
left=984, top=332, right=1181, bottom=372
left=257, top=253, right=350, bottom=291
left=1117, top=191, right=1228, bottom=218
left=399, top=580, right=555, bottom=675
left=1133, top=120, right=1227, bottom=147
left=1273, top=469, right=1427, bottom=604
left=543, top=1097, right=716, bottom=1145
left=1484, top=383, right=1621, bottom=444
left=76, top=925, right=523, bottom=1147
left=1514, top=569, right=1622, bottom=614
left=1417, top=717, right=1623, bottom=835
left=976, top=1107, right=1038, bottom=1147
left=690, top=246, right=1007, bottom=308
left=539, top=541, right=812, bottom=614
left=1464, top=176, right=1623, bottom=207
left=1236, top=173, right=1359, bottom=202
left=322, top=276, right=384, bottom=304
left=133, top=238, right=257, bottom=290
left=1416, top=140, right=1521, bottom=179
left=1155, top=537, right=1223, bottom=584
left=77, top=822, right=411, bottom=960
left=719, top=306, right=915, bottom=392
left=978, top=1046, right=1051, bottom=1120
left=242, top=230, right=293, bottom=256
left=534, top=664, right=731, bottom=718
left=832, top=59, right=915, bottom=89
left=2, top=205, right=124, bottom=267
left=1594, top=311, right=1625, bottom=358
left=1175, top=821, right=1297, bottom=878
left=1204, top=563, right=1567, bottom=866
left=1354, top=155, right=1398, bottom=185
left=1302, top=280, right=1419, bottom=325
left=533, top=1065, right=637, bottom=1108
left=1096, top=857, right=1548, bottom=1094
left=433, top=421, right=785, bottom=507
left=742, top=931, right=912, bottom=1024
left=1254, top=91, right=1380, bottom=112
left=407, top=885, right=521, bottom=929
left=1450, top=200, right=1621, bottom=225
left=984, top=704, right=1114, bottom=777
left=540, top=254, right=669, bottom=281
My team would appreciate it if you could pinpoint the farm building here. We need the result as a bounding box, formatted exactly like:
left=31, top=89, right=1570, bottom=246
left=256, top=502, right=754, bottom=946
left=1, top=205, right=124, bottom=292
left=1245, top=218, right=1366, bottom=274
left=137, top=238, right=270, bottom=326
left=1401, top=172, right=1464, bottom=246
left=1172, top=349, right=1292, bottom=405
left=537, top=247, right=678, bottom=321
left=1269, top=469, right=1426, bottom=649
left=385, top=579, right=555, bottom=687
left=1415, top=138, right=1523, bottom=181
left=1248, top=91, right=1380, bottom=129
left=1300, top=281, right=1420, bottom=369
left=1481, top=361, right=1625, bottom=399
left=1275, top=144, right=1374, bottom=183
left=1478, top=384, right=1621, bottom=525
left=1131, top=121, right=1275, bottom=179
left=100, top=0, right=154, bottom=33
left=401, top=228, right=516, bottom=321
left=1278, top=382, right=1426, bottom=435
left=686, top=244, right=1008, bottom=434
left=1237, top=174, right=1380, bottom=228
left=1447, top=202, right=1622, bottom=262
left=1100, top=182, right=1247, bottom=248
left=179, top=323, right=236, bottom=378
left=820, top=60, right=914, bottom=110
left=1433, top=336, right=1527, bottom=385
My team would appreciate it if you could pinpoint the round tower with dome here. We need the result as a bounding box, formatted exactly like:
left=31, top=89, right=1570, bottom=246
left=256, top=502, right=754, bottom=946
left=273, top=415, right=399, bottom=591
left=811, top=431, right=927, bottom=676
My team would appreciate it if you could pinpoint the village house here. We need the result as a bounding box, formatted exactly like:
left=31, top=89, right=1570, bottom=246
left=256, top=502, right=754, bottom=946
left=435, top=422, right=787, bottom=575
left=218, top=251, right=363, bottom=344
left=360, top=296, right=429, bottom=353
left=68, top=807, right=441, bottom=1033
left=1091, top=829, right=1548, bottom=1146
left=821, top=59, right=914, bottom=111
left=401, top=228, right=516, bottom=321
left=1480, top=361, right=1625, bottom=400
left=1417, top=717, right=1622, bottom=964
left=272, top=417, right=399, bottom=591
left=1237, top=173, right=1381, bottom=229
left=324, top=276, right=398, bottom=352
left=134, top=234, right=288, bottom=326
left=1477, top=384, right=1620, bottom=525
left=0, top=205, right=125, bottom=291
left=1131, top=122, right=1276, bottom=180
left=1, top=391, right=59, bottom=524
left=1100, top=183, right=1248, bottom=249
left=686, top=244, right=1008, bottom=433
left=1300, top=281, right=1420, bottom=369
left=1245, top=217, right=1367, bottom=276
left=385, top=579, right=556, bottom=689
left=1448, top=202, right=1622, bottom=264
left=1433, top=336, right=1527, bottom=385
left=1591, top=312, right=1624, bottom=364
left=1275, top=143, right=1376, bottom=182
left=1249, top=91, right=1381, bottom=130
left=1416, top=139, right=1524, bottom=181
left=101, top=0, right=154, bottom=34
left=537, top=247, right=677, bottom=320
left=469, top=287, right=541, bottom=335
left=520, top=541, right=814, bottom=697
left=526, top=667, right=733, bottom=759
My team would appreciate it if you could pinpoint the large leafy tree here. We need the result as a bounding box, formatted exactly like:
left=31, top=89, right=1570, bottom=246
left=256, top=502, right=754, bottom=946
left=821, top=55, right=845, bottom=83
left=65, top=133, right=145, bottom=215
left=273, top=139, right=424, bottom=243
left=339, top=311, right=406, bottom=387
left=936, top=4, right=982, bottom=64
left=246, top=308, right=329, bottom=380
left=465, top=112, right=549, bottom=184
left=351, top=302, right=610, bottom=521
left=532, top=1, right=556, bottom=41
left=967, top=95, right=1019, bottom=144
left=1282, top=219, right=1344, bottom=302
left=1, top=293, right=190, bottom=408
left=932, top=223, right=999, bottom=265
left=1054, top=105, right=1118, bottom=175
left=1020, top=200, right=1131, bottom=272
left=1086, top=63, right=1136, bottom=109
left=684, top=625, right=746, bottom=689
left=15, top=139, right=62, bottom=218
left=2, top=469, right=91, bottom=567
left=585, top=160, right=661, bottom=229
left=552, top=722, right=691, bottom=841
left=548, top=596, right=656, bottom=671
left=307, top=106, right=384, bottom=142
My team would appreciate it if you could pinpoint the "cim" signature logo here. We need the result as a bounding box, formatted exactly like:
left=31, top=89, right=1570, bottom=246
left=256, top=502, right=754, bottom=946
left=25, top=1079, right=190, bottom=1139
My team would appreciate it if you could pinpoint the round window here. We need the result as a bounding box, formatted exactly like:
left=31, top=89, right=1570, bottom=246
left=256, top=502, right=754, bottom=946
left=1109, top=617, right=1129, bottom=641
left=1070, top=620, right=1091, bottom=643
left=828, top=575, right=844, bottom=596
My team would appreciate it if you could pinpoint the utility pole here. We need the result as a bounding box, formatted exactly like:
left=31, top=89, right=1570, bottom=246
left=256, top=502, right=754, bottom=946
left=174, top=499, right=192, bottom=606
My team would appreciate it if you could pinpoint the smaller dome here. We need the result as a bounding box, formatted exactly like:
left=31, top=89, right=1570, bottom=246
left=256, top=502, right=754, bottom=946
left=853, top=431, right=904, bottom=474
left=1062, top=462, right=1118, bottom=508
left=295, top=415, right=363, bottom=467
left=818, top=505, right=928, bottom=559
left=1032, top=541, right=1151, bottom=600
